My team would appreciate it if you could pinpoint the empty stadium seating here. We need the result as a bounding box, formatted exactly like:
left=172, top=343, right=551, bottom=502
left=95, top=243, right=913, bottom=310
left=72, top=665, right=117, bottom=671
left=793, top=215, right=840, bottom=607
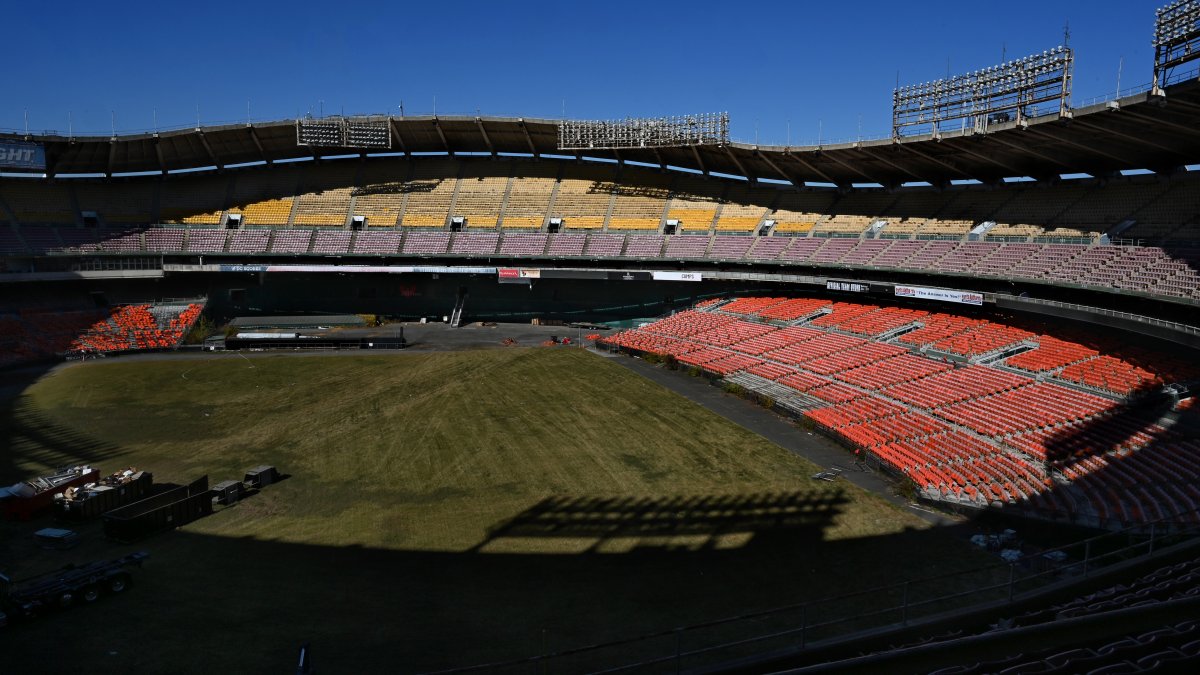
left=355, top=231, right=403, bottom=254
left=227, top=229, right=270, bottom=254
left=707, top=235, right=755, bottom=260
left=400, top=231, right=448, bottom=255
left=354, top=163, right=405, bottom=226
left=544, top=233, right=585, bottom=256
left=449, top=232, right=499, bottom=255
left=21, top=223, right=1197, bottom=304
left=0, top=307, right=109, bottom=366
left=554, top=166, right=615, bottom=229
left=1006, top=336, right=1099, bottom=373
left=601, top=295, right=1198, bottom=527
left=454, top=168, right=509, bottom=228
left=313, top=229, right=353, bottom=254
left=623, top=234, right=665, bottom=257
left=583, top=233, right=625, bottom=257
left=498, top=233, right=548, bottom=256
left=144, top=227, right=185, bottom=252
left=503, top=168, right=556, bottom=229
left=187, top=229, right=229, bottom=253
left=663, top=235, right=709, bottom=258
left=1, top=160, right=1198, bottom=304
left=609, top=175, right=670, bottom=232
left=67, top=302, right=204, bottom=354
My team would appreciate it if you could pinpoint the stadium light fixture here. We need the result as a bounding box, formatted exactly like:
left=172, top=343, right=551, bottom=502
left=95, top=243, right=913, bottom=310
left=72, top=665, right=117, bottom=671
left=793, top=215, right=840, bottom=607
left=1153, top=1, right=1200, bottom=93
left=892, top=46, right=1072, bottom=138
left=557, top=112, right=729, bottom=151
left=297, top=117, right=392, bottom=149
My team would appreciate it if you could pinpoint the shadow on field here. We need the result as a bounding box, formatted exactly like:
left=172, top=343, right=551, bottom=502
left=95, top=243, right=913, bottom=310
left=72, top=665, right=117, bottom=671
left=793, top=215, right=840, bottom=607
left=4, top=399, right=128, bottom=474
left=0, top=362, right=127, bottom=483
left=0, top=515, right=998, bottom=675
left=474, top=491, right=847, bottom=553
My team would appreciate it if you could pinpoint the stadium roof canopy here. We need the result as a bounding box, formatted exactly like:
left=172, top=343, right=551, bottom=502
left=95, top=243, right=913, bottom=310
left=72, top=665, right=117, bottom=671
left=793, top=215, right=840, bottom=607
left=5, top=80, right=1200, bottom=187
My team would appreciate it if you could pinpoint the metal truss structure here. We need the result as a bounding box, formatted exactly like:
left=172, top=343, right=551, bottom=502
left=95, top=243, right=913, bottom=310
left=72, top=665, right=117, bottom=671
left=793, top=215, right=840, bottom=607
left=557, top=112, right=728, bottom=151
left=296, top=117, right=391, bottom=148
left=1154, top=1, right=1200, bottom=93
left=892, top=47, right=1073, bottom=138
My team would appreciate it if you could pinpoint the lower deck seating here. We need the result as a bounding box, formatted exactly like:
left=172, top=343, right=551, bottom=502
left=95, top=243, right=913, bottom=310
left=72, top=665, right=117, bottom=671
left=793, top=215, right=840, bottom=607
left=67, top=302, right=204, bottom=354
left=0, top=308, right=109, bottom=366
left=601, top=296, right=1196, bottom=527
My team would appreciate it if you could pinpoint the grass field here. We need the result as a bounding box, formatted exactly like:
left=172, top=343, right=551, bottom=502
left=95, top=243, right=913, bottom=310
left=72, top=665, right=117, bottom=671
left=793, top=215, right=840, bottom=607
left=0, top=348, right=998, bottom=673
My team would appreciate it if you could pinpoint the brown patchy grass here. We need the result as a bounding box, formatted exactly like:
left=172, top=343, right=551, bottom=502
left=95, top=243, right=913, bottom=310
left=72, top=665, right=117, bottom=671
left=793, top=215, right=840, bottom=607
left=0, top=349, right=997, bottom=673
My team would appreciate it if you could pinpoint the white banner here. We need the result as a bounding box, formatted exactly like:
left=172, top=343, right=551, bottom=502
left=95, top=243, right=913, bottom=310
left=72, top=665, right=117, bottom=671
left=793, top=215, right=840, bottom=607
left=651, top=271, right=702, bottom=282
left=826, top=280, right=869, bottom=293
left=894, top=285, right=983, bottom=306
left=222, top=265, right=497, bottom=275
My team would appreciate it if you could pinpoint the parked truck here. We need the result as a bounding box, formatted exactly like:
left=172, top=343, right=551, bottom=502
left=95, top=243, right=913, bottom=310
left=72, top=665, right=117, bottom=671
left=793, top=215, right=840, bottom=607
left=0, top=551, right=148, bottom=627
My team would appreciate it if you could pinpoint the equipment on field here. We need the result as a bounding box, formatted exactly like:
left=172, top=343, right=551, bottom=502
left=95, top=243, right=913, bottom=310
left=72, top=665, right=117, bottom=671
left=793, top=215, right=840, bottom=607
left=0, top=551, right=149, bottom=627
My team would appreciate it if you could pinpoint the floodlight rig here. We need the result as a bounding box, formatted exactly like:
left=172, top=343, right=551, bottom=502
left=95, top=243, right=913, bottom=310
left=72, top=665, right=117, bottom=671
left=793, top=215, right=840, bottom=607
left=297, top=117, right=391, bottom=149
left=891, top=46, right=1073, bottom=138
left=557, top=113, right=729, bottom=151
left=1153, top=0, right=1200, bottom=94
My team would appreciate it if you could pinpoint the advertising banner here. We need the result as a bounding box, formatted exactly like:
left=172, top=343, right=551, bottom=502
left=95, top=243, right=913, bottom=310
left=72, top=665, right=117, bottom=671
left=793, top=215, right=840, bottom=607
left=651, top=271, right=702, bottom=282
left=216, top=264, right=496, bottom=275
left=537, top=269, right=608, bottom=280
left=0, top=141, right=45, bottom=171
left=606, top=271, right=653, bottom=281
left=894, top=285, right=984, bottom=306
left=826, top=280, right=869, bottom=293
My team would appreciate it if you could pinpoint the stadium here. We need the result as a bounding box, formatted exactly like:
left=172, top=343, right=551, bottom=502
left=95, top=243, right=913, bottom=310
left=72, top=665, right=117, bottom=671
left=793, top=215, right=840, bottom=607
left=1, top=1, right=1200, bottom=673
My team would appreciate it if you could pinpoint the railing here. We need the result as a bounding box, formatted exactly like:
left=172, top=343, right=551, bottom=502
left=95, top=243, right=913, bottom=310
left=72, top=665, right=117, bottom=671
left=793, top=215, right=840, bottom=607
left=1075, top=65, right=1200, bottom=109
left=68, top=256, right=163, bottom=272
left=993, top=293, right=1200, bottom=336
left=430, top=513, right=1200, bottom=674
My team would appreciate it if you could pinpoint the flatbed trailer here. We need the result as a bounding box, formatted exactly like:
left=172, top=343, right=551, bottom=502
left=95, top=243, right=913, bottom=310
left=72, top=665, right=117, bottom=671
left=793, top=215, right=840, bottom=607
left=0, top=551, right=149, bottom=627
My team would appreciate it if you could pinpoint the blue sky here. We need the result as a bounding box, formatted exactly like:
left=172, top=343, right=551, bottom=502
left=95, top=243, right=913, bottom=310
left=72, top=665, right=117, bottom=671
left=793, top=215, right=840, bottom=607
left=5, top=1, right=1168, bottom=144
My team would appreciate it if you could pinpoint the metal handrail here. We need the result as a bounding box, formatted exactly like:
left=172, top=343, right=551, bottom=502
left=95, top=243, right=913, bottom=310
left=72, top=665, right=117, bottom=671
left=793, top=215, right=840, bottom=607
left=993, top=293, right=1200, bottom=335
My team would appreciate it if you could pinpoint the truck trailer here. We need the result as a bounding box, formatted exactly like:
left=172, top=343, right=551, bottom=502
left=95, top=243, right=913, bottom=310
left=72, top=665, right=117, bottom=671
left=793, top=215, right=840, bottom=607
left=0, top=551, right=149, bottom=627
